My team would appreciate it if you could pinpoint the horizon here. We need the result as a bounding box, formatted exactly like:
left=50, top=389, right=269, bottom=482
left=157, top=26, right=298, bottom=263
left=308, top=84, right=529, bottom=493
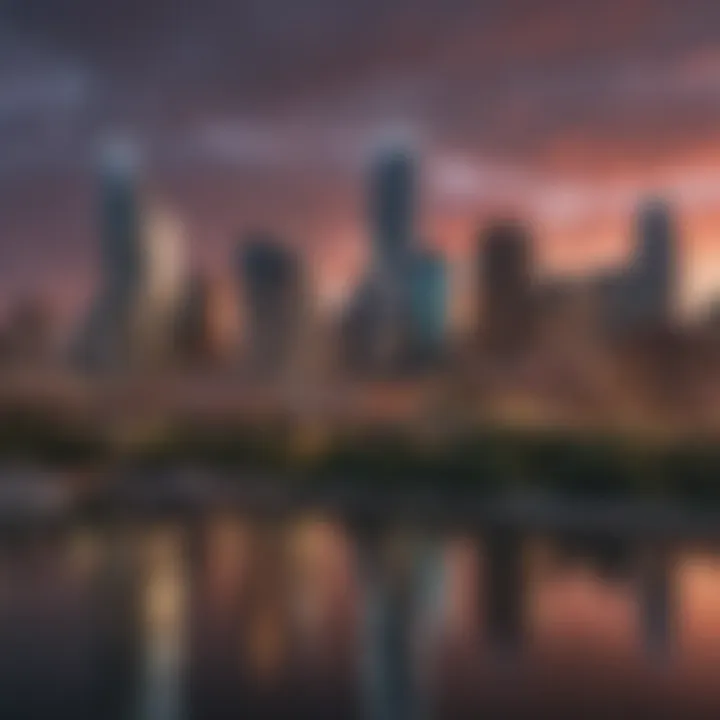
left=5, top=1, right=720, bottom=328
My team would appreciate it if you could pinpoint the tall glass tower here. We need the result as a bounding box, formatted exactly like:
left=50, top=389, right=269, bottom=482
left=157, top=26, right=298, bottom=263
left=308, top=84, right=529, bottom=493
left=237, top=232, right=305, bottom=376
left=75, top=142, right=188, bottom=370
left=370, top=149, right=416, bottom=273
left=99, top=142, right=142, bottom=304
left=479, top=220, right=534, bottom=352
left=74, top=142, right=144, bottom=369
left=635, top=198, right=676, bottom=327
left=409, top=248, right=447, bottom=355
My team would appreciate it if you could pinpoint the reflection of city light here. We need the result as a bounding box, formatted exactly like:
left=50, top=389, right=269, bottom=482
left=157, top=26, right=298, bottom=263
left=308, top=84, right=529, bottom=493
left=244, top=608, right=286, bottom=683
left=291, top=517, right=345, bottom=567
left=676, top=554, right=720, bottom=657
left=530, top=569, right=637, bottom=654
left=443, top=541, right=478, bottom=643
left=138, top=530, right=187, bottom=720
left=66, top=530, right=101, bottom=576
left=145, top=533, right=185, bottom=634
left=286, top=518, right=355, bottom=661
left=205, top=519, right=248, bottom=609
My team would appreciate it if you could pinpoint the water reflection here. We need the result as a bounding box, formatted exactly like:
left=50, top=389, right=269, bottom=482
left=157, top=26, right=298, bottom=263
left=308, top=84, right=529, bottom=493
left=0, top=517, right=718, bottom=717
left=136, top=529, right=187, bottom=720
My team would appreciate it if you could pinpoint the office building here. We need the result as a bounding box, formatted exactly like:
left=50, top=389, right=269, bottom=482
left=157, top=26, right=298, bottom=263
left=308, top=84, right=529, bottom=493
left=632, top=197, right=676, bottom=328
left=176, top=272, right=231, bottom=367
left=343, top=147, right=419, bottom=374
left=478, top=220, right=534, bottom=354
left=74, top=141, right=143, bottom=369
left=408, top=248, right=447, bottom=359
left=237, top=232, right=306, bottom=377
left=370, top=148, right=416, bottom=273
left=74, top=142, right=189, bottom=370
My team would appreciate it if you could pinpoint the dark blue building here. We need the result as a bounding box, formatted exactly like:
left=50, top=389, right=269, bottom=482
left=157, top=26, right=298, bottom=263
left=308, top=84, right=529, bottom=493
left=408, top=248, right=448, bottom=356
left=370, top=149, right=416, bottom=271
left=634, top=198, right=676, bottom=328
left=479, top=220, right=534, bottom=353
left=237, top=232, right=304, bottom=375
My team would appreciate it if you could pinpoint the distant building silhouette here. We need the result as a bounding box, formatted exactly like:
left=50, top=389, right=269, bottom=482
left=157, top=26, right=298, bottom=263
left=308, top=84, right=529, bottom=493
left=478, top=220, right=534, bottom=354
left=632, top=197, right=676, bottom=328
left=589, top=198, right=678, bottom=336
left=133, top=208, right=189, bottom=364
left=407, top=247, right=447, bottom=361
left=370, top=148, right=416, bottom=274
left=237, top=232, right=306, bottom=378
left=340, top=275, right=385, bottom=373
left=75, top=142, right=143, bottom=368
left=175, top=272, right=226, bottom=368
left=74, top=143, right=188, bottom=370
left=342, top=148, right=421, bottom=375
left=340, top=272, right=412, bottom=374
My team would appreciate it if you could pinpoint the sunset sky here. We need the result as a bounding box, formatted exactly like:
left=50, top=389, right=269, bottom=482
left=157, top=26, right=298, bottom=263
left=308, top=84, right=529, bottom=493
left=4, top=0, right=720, bottom=324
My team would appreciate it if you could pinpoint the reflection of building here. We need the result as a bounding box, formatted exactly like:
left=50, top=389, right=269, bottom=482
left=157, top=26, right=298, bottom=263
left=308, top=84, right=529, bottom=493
left=478, top=220, right=534, bottom=354
left=237, top=232, right=306, bottom=377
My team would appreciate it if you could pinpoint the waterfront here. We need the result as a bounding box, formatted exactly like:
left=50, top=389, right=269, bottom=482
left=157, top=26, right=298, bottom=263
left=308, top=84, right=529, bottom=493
left=3, top=508, right=720, bottom=718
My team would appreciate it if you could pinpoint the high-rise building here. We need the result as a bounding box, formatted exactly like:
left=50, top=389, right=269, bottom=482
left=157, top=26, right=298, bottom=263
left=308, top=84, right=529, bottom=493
left=176, top=272, right=232, bottom=367
left=176, top=273, right=214, bottom=366
left=237, top=232, right=306, bottom=377
left=74, top=142, right=143, bottom=369
left=478, top=220, right=534, bottom=353
left=339, top=272, right=407, bottom=374
left=74, top=142, right=189, bottom=370
left=99, top=141, right=143, bottom=311
left=342, top=148, right=418, bottom=374
left=632, top=197, right=676, bottom=328
left=408, top=248, right=447, bottom=359
left=370, top=148, right=416, bottom=273
left=132, top=207, right=189, bottom=364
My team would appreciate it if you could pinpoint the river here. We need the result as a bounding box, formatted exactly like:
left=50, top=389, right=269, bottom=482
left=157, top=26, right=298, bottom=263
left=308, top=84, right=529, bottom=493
left=0, top=512, right=719, bottom=718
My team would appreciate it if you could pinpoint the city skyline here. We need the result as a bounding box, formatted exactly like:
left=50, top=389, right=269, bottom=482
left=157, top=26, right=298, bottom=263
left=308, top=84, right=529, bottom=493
left=7, top=1, right=720, bottom=324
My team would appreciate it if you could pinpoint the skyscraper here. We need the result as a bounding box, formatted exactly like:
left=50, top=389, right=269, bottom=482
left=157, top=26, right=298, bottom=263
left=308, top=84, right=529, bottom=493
left=99, top=141, right=143, bottom=315
left=370, top=148, right=416, bottom=273
left=74, top=141, right=144, bottom=369
left=343, top=147, right=418, bottom=373
left=133, top=207, right=189, bottom=364
left=74, top=142, right=189, bottom=370
left=408, top=248, right=447, bottom=359
left=632, top=197, right=676, bottom=328
left=176, top=273, right=217, bottom=367
left=237, top=232, right=306, bottom=377
left=176, top=272, right=237, bottom=368
left=478, top=220, right=534, bottom=354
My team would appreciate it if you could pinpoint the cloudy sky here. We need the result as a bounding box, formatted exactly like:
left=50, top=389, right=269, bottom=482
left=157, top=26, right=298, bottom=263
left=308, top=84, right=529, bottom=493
left=4, top=0, right=720, bottom=322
